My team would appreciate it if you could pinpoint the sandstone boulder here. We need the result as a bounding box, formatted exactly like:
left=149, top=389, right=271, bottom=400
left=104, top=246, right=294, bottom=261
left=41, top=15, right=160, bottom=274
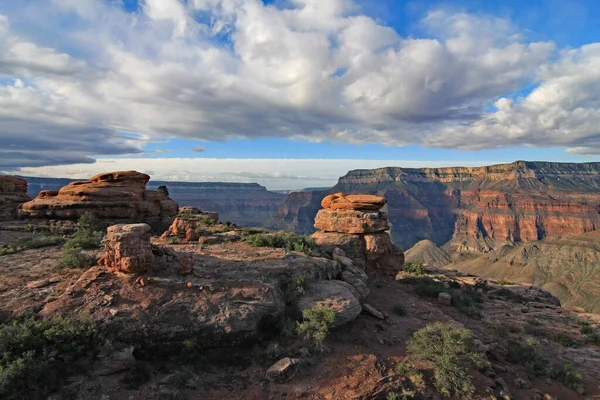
left=321, top=193, right=387, bottom=211
left=0, top=176, right=30, bottom=220
left=297, top=280, right=362, bottom=327
left=98, top=224, right=155, bottom=274
left=314, top=209, right=389, bottom=234
left=265, top=357, right=301, bottom=382
left=19, top=171, right=178, bottom=223
left=161, top=210, right=220, bottom=242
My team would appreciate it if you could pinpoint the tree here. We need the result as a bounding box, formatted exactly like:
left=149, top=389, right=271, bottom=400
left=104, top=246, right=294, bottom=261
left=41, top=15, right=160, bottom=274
left=157, top=185, right=169, bottom=196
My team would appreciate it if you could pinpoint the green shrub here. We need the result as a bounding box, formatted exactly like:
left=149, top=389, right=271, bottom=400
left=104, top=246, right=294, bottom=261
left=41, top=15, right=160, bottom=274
left=0, top=236, right=65, bottom=256
left=402, top=261, right=428, bottom=276
left=77, top=212, right=103, bottom=233
left=451, top=293, right=483, bottom=319
left=408, top=277, right=446, bottom=298
left=58, top=249, right=97, bottom=269
left=297, top=307, right=336, bottom=350
left=166, top=237, right=181, bottom=245
left=393, top=304, right=407, bottom=316
left=63, top=212, right=105, bottom=251
left=553, top=332, right=579, bottom=347
left=507, top=338, right=550, bottom=378
left=496, top=279, right=513, bottom=286
left=524, top=323, right=548, bottom=337
left=494, top=287, right=527, bottom=303
left=580, top=322, right=593, bottom=335
left=550, top=364, right=585, bottom=394
left=0, top=315, right=105, bottom=399
left=243, top=231, right=317, bottom=255
left=586, top=333, right=600, bottom=346
left=406, top=322, right=485, bottom=398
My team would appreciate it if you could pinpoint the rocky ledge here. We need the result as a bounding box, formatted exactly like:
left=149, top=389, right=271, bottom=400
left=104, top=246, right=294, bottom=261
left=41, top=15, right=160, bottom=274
left=19, top=171, right=178, bottom=224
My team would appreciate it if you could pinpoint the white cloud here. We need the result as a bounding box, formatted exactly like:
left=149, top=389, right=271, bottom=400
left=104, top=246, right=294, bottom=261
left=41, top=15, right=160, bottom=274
left=13, top=158, right=495, bottom=190
left=0, top=1, right=598, bottom=169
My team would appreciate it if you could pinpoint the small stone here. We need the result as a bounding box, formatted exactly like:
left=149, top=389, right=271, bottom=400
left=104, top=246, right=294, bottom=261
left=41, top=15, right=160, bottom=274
left=513, top=377, right=529, bottom=389
left=438, top=292, right=452, bottom=306
left=521, top=307, right=530, bottom=313
left=109, top=309, right=118, bottom=317
left=187, top=282, right=193, bottom=288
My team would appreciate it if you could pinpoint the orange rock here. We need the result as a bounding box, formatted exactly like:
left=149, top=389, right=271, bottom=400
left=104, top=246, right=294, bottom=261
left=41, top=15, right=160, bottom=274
left=314, top=209, right=389, bottom=234
left=321, top=193, right=387, bottom=211
left=19, top=170, right=178, bottom=222
left=99, top=224, right=155, bottom=274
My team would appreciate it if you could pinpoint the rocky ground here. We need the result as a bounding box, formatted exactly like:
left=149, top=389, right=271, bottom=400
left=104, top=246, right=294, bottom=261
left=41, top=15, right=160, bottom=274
left=1, top=217, right=600, bottom=400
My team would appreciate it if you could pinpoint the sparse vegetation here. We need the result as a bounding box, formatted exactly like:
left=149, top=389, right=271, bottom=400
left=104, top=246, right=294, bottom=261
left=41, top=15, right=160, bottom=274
left=166, top=236, right=181, bottom=245
left=550, top=364, right=585, bottom=394
left=524, top=321, right=548, bottom=337
left=553, top=332, right=579, bottom=347
left=493, top=287, right=527, bottom=303
left=451, top=290, right=483, bottom=320
left=496, top=279, right=513, bottom=285
left=401, top=261, right=428, bottom=276
left=58, top=248, right=97, bottom=269
left=243, top=231, right=317, bottom=255
left=0, top=314, right=107, bottom=399
left=580, top=321, right=593, bottom=335
left=410, top=277, right=446, bottom=298
left=297, top=307, right=336, bottom=350
left=0, top=236, right=65, bottom=256
left=393, top=303, right=407, bottom=316
left=406, top=322, right=485, bottom=398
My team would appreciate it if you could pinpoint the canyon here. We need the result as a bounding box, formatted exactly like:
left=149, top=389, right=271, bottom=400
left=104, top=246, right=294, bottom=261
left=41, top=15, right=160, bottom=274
left=269, top=161, right=600, bottom=251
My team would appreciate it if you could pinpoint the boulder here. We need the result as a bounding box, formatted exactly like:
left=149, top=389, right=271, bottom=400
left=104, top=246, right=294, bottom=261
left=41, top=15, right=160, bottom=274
left=362, top=303, right=384, bottom=320
left=321, top=193, right=387, bottom=211
left=297, top=280, right=362, bottom=327
left=0, top=176, right=30, bottom=220
left=312, top=232, right=366, bottom=265
left=161, top=210, right=220, bottom=242
left=98, top=224, right=155, bottom=274
left=364, top=233, right=404, bottom=272
left=438, top=292, right=452, bottom=306
left=314, top=209, right=389, bottom=234
left=176, top=254, right=195, bottom=275
left=265, top=357, right=301, bottom=382
left=19, top=170, right=178, bottom=223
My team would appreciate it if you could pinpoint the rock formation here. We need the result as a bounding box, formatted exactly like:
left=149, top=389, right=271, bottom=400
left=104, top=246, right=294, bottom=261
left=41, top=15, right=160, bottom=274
left=19, top=171, right=178, bottom=223
left=269, top=161, right=600, bottom=252
left=161, top=207, right=219, bottom=242
left=0, top=176, right=30, bottom=220
left=297, top=280, right=362, bottom=326
left=98, top=224, right=156, bottom=274
left=312, top=193, right=404, bottom=274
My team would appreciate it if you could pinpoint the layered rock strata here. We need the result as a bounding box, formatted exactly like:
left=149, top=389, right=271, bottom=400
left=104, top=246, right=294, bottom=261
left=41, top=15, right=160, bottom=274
left=312, top=193, right=404, bottom=275
left=98, top=224, right=156, bottom=274
left=0, top=176, right=30, bottom=220
left=19, top=171, right=178, bottom=223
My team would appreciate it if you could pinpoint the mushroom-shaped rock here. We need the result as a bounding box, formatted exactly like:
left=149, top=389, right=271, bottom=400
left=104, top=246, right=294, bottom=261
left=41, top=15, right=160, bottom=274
left=98, top=223, right=155, bottom=273
left=321, top=193, right=387, bottom=211
left=297, top=280, right=362, bottom=327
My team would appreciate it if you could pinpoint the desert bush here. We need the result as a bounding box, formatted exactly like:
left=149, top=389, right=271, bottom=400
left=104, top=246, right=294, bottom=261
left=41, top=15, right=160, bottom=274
left=496, top=279, right=513, bottom=286
left=407, top=277, right=446, bottom=298
left=393, top=303, right=407, bottom=316
left=402, top=261, right=428, bottom=276
left=494, top=287, right=527, bottom=303
left=406, top=322, right=484, bottom=398
left=553, top=332, right=579, bottom=347
left=58, top=249, right=97, bottom=269
left=243, top=231, right=317, bottom=255
left=297, top=307, right=336, bottom=350
left=0, top=315, right=106, bottom=399
left=451, top=293, right=483, bottom=320
left=0, top=236, right=65, bottom=256
left=166, top=236, right=181, bottom=245
left=507, top=337, right=549, bottom=377
left=580, top=322, right=593, bottom=335
left=157, top=185, right=169, bottom=196
left=63, top=212, right=104, bottom=250
left=586, top=332, right=600, bottom=346
left=524, top=322, right=548, bottom=337
left=550, top=364, right=585, bottom=394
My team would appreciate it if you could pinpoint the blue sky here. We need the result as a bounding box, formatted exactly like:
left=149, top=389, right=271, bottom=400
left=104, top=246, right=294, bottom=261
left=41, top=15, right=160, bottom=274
left=1, top=0, right=600, bottom=188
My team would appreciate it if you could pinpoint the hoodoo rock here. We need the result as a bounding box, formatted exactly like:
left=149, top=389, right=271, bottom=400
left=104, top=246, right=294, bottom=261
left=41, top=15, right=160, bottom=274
left=98, top=224, right=155, bottom=274
left=19, top=171, right=178, bottom=223
left=0, top=176, right=30, bottom=220
left=312, top=194, right=404, bottom=275
left=321, top=193, right=387, bottom=211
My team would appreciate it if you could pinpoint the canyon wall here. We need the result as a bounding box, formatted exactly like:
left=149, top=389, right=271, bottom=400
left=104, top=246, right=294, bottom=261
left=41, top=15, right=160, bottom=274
left=268, top=161, right=600, bottom=251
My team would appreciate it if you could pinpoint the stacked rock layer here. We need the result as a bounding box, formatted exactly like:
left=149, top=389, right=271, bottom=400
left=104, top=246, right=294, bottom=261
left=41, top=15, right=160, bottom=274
left=19, top=171, right=178, bottom=223
left=312, top=193, right=404, bottom=273
left=0, top=176, right=30, bottom=220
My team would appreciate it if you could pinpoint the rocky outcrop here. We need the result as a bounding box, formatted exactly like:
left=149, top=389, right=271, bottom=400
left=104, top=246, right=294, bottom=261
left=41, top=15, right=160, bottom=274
left=312, top=194, right=404, bottom=275
left=98, top=224, right=155, bottom=274
left=19, top=171, right=178, bottom=223
left=297, top=280, right=362, bottom=326
left=161, top=207, right=219, bottom=242
left=270, top=161, right=600, bottom=252
left=0, top=176, right=30, bottom=220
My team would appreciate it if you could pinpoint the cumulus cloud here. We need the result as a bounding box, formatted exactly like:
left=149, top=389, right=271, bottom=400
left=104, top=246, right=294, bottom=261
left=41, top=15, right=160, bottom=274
left=192, top=146, right=205, bottom=152
left=0, top=0, right=598, bottom=169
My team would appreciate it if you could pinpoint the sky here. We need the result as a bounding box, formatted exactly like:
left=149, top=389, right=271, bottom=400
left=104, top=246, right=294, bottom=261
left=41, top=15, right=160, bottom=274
left=1, top=0, right=599, bottom=189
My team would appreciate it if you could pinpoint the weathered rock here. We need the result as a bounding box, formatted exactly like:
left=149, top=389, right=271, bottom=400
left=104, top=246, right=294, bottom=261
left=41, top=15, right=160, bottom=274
left=98, top=224, right=155, bottom=274
left=177, top=254, right=195, bottom=275
left=364, top=233, right=404, bottom=273
left=96, top=346, right=135, bottom=376
left=362, top=303, right=384, bottom=319
left=314, top=209, right=389, bottom=234
left=0, top=176, right=30, bottom=220
left=438, top=292, right=452, bottom=306
left=321, top=193, right=387, bottom=211
left=19, top=171, right=178, bottom=223
left=312, top=231, right=366, bottom=265
left=265, top=357, right=301, bottom=382
left=298, top=280, right=362, bottom=327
